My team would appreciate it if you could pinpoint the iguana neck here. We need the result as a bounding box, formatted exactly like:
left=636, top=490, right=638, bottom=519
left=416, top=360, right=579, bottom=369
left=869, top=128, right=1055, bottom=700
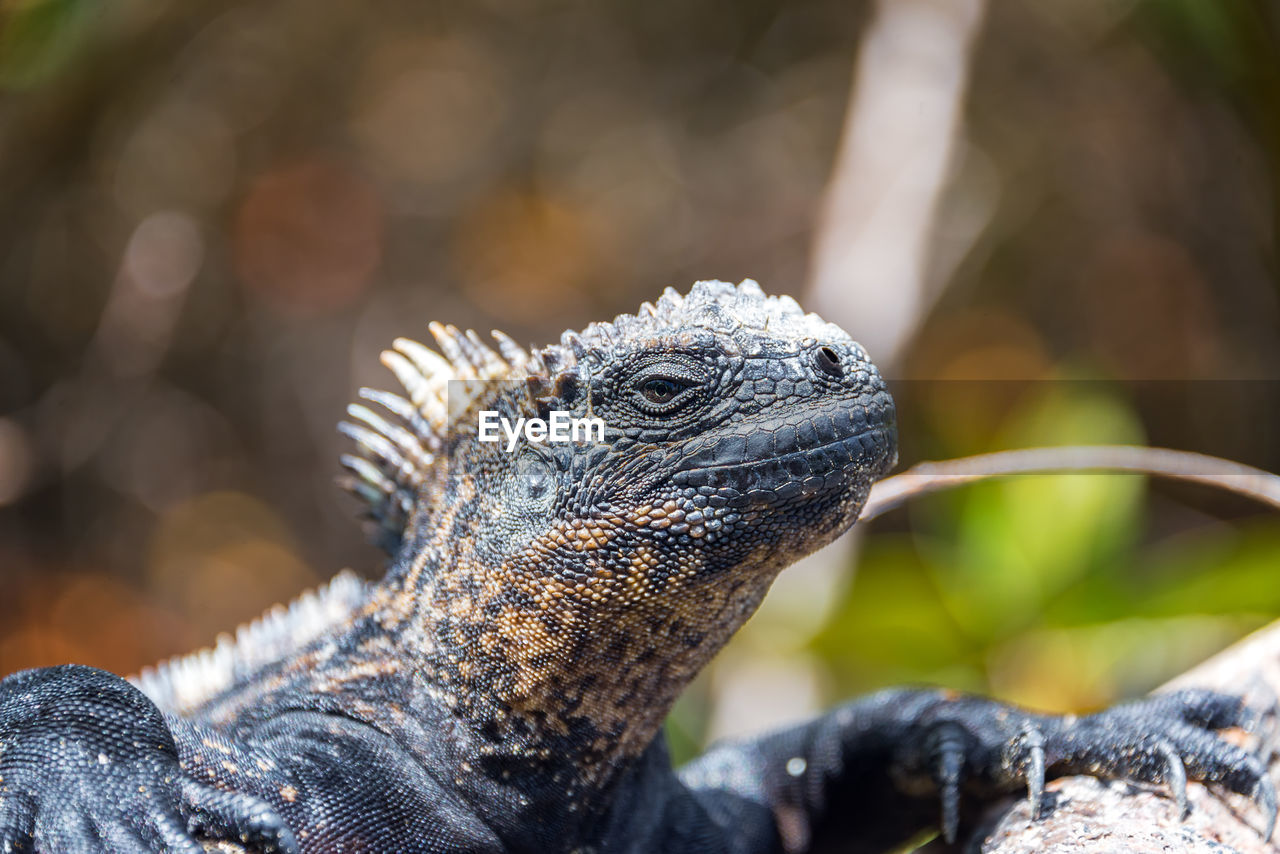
left=372, top=507, right=778, bottom=792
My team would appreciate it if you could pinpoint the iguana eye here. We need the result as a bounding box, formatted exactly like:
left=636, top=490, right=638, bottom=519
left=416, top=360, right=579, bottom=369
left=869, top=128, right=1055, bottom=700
left=630, top=371, right=699, bottom=415
left=626, top=354, right=707, bottom=415
left=640, top=378, right=685, bottom=405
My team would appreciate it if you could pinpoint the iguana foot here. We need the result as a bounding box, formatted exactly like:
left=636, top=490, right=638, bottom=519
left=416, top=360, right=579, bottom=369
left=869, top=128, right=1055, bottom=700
left=891, top=688, right=1276, bottom=843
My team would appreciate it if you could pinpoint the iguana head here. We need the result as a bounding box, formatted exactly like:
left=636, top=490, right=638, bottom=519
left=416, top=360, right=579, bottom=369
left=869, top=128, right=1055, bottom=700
left=342, top=279, right=895, bottom=774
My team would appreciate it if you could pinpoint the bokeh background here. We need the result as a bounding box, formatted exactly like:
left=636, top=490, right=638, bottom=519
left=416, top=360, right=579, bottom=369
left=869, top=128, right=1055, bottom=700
left=1, top=0, right=1279, bottom=765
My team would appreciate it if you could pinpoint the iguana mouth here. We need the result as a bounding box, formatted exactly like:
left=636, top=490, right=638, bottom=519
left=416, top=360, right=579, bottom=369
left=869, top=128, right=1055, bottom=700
left=671, top=395, right=896, bottom=498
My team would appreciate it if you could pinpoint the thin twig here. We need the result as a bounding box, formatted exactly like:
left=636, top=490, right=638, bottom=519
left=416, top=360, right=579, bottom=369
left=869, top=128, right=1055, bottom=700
left=860, top=444, right=1280, bottom=522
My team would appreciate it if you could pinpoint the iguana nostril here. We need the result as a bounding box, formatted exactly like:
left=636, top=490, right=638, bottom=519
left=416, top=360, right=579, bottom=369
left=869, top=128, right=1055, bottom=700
left=814, top=346, right=843, bottom=378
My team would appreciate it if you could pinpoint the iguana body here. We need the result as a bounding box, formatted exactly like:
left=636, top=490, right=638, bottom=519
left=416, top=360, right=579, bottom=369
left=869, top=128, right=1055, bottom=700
left=0, top=280, right=1273, bottom=853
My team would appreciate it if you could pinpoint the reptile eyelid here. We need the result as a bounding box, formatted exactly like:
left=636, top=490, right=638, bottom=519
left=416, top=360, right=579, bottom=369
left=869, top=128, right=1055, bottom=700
left=630, top=367, right=701, bottom=414
left=639, top=377, right=690, bottom=404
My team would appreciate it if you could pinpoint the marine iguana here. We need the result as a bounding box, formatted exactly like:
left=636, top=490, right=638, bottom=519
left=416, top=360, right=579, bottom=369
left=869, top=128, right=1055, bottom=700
left=0, top=279, right=1273, bottom=853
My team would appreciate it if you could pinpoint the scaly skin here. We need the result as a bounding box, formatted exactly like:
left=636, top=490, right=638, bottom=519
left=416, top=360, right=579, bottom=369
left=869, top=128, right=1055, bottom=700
left=0, top=280, right=1273, bottom=853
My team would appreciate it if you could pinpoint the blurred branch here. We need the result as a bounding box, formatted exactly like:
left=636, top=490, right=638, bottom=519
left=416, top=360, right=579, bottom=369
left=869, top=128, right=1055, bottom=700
left=713, top=0, right=990, bottom=743
left=861, top=444, right=1280, bottom=522
left=703, top=0, right=994, bottom=746
left=808, top=0, right=987, bottom=365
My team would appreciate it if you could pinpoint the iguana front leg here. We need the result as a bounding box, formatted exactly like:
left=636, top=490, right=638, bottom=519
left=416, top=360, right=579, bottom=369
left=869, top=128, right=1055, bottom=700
left=678, top=687, right=1276, bottom=853
left=0, top=665, right=297, bottom=853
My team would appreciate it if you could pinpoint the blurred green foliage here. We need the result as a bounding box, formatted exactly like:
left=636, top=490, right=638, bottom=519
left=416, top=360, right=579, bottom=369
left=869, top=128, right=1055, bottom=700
left=821, top=380, right=1272, bottom=706
left=0, top=0, right=96, bottom=89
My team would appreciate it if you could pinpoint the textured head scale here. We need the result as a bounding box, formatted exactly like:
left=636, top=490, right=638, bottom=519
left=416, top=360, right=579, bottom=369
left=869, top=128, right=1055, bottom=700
left=340, top=279, right=849, bottom=551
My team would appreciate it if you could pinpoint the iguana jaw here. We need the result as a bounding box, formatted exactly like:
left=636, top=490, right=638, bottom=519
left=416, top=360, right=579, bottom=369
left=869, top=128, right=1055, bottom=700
left=672, top=397, right=896, bottom=499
